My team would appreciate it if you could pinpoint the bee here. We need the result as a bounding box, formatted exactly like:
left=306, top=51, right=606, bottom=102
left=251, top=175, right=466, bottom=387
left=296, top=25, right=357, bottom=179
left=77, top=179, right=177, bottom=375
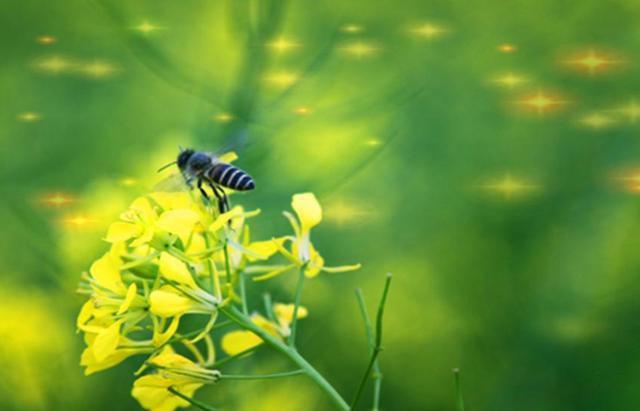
left=159, top=148, right=255, bottom=213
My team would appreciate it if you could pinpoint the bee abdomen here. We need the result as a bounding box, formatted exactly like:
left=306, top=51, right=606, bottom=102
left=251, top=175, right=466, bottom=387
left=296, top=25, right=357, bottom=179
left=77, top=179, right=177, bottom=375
left=208, top=164, right=255, bottom=191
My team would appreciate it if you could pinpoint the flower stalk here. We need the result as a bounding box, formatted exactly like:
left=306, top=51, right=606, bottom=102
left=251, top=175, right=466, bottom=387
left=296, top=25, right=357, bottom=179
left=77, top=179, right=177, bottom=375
left=288, top=264, right=307, bottom=348
left=220, top=305, right=350, bottom=411
left=350, top=273, right=392, bottom=410
left=76, top=188, right=371, bottom=411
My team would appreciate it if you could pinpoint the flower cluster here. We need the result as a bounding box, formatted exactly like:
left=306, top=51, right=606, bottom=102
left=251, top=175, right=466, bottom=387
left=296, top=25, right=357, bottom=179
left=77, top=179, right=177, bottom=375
left=76, top=188, right=360, bottom=410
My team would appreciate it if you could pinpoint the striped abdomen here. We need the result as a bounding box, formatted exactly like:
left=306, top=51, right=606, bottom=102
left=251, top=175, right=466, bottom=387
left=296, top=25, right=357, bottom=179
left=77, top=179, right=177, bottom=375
left=207, top=163, right=255, bottom=191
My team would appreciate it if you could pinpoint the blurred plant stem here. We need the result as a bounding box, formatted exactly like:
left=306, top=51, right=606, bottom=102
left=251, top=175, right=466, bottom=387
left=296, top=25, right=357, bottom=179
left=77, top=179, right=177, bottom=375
left=453, top=368, right=465, bottom=411
left=220, top=305, right=350, bottom=410
left=288, top=264, right=306, bottom=348
left=167, top=387, right=217, bottom=411
left=350, top=273, right=392, bottom=410
left=354, top=289, right=381, bottom=410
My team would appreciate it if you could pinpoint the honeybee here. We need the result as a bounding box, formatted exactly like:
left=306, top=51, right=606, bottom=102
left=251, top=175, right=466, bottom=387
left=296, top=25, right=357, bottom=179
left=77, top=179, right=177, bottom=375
left=159, top=148, right=255, bottom=213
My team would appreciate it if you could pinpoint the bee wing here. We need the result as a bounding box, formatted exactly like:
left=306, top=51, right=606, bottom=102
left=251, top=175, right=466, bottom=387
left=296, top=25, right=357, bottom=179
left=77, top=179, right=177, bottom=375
left=153, top=172, right=189, bottom=192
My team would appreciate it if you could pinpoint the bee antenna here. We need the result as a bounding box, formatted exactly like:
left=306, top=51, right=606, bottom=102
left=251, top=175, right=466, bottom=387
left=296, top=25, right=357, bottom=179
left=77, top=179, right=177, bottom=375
left=157, top=160, right=177, bottom=173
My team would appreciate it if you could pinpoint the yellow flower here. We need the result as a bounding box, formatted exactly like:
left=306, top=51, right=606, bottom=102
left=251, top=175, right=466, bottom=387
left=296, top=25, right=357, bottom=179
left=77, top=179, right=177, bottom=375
left=252, top=193, right=361, bottom=280
left=221, top=303, right=308, bottom=355
left=149, top=286, right=216, bottom=317
left=273, top=303, right=309, bottom=337
left=132, top=346, right=219, bottom=411
left=80, top=327, right=153, bottom=375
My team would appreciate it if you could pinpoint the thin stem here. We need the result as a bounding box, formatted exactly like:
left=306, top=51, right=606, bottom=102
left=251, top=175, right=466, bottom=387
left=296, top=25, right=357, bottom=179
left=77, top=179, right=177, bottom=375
left=223, top=241, right=233, bottom=284
left=355, top=288, right=383, bottom=411
left=203, top=233, right=221, bottom=299
left=167, top=387, right=217, bottom=411
left=350, top=273, right=392, bottom=410
left=453, top=368, right=465, bottom=411
left=220, top=369, right=305, bottom=380
left=263, top=292, right=275, bottom=321
left=239, top=271, right=248, bottom=315
left=288, top=265, right=306, bottom=348
left=220, top=305, right=349, bottom=411
left=213, top=346, right=257, bottom=368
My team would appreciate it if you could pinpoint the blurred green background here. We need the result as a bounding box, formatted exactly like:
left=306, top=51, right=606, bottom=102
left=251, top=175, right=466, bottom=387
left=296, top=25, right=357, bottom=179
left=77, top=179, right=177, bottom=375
left=3, top=0, right=640, bottom=410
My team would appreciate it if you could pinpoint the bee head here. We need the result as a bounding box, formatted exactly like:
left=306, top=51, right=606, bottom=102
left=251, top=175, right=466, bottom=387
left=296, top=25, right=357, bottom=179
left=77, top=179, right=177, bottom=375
left=177, top=148, right=195, bottom=171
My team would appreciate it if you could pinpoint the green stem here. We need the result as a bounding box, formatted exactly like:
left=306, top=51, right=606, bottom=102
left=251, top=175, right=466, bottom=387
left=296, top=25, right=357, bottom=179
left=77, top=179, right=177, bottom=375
left=355, top=288, right=383, bottom=411
left=263, top=292, right=275, bottom=321
left=220, top=305, right=349, bottom=411
left=220, top=369, right=305, bottom=380
left=453, top=368, right=465, bottom=411
left=223, top=241, right=233, bottom=285
left=288, top=265, right=306, bottom=348
left=167, top=387, right=217, bottom=411
left=203, top=233, right=219, bottom=298
left=239, top=270, right=249, bottom=315
left=213, top=346, right=256, bottom=368
left=350, top=274, right=392, bottom=410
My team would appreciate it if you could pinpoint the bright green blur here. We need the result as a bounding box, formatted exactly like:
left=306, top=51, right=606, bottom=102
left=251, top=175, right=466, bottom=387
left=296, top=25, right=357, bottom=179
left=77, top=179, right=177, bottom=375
left=2, top=0, right=640, bottom=410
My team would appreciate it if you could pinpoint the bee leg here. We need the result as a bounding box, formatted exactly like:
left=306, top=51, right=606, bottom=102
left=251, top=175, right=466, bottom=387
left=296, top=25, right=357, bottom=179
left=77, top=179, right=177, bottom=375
left=209, top=182, right=229, bottom=214
left=197, top=179, right=211, bottom=203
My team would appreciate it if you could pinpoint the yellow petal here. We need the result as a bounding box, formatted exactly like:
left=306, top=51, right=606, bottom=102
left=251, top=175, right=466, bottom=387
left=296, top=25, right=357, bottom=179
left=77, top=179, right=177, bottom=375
left=129, top=196, right=157, bottom=220
left=92, top=321, right=121, bottom=362
left=218, top=151, right=238, bottom=163
left=209, top=207, right=244, bottom=232
left=105, top=221, right=142, bottom=243
left=273, top=303, right=308, bottom=327
left=156, top=209, right=200, bottom=243
left=158, top=252, right=197, bottom=288
left=151, top=345, right=195, bottom=368
left=149, top=287, right=203, bottom=317
left=153, top=316, right=181, bottom=347
left=132, top=374, right=203, bottom=411
left=221, top=330, right=263, bottom=355
left=117, top=283, right=138, bottom=315
left=245, top=238, right=283, bottom=262
left=77, top=300, right=94, bottom=328
left=186, top=234, right=207, bottom=257
left=90, top=253, right=125, bottom=293
left=82, top=347, right=144, bottom=375
left=321, top=263, right=362, bottom=273
left=292, top=192, right=322, bottom=231
left=304, top=246, right=325, bottom=278
left=251, top=313, right=281, bottom=337
left=150, top=192, right=191, bottom=211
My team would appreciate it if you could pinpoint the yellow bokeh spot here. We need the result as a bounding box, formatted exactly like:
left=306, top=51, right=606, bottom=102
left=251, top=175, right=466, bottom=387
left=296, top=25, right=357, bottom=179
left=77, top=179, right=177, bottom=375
left=516, top=90, right=567, bottom=114
left=119, top=177, right=137, bottom=186
left=565, top=49, right=621, bottom=75
left=62, top=214, right=99, bottom=228
left=497, top=43, right=517, bottom=53
left=341, top=23, right=364, bottom=34
left=17, top=112, right=42, bottom=122
left=339, top=41, right=380, bottom=59
left=213, top=112, right=234, bottom=123
left=578, top=113, right=616, bottom=129
left=324, top=198, right=376, bottom=226
left=267, top=37, right=300, bottom=54
left=39, top=192, right=74, bottom=207
left=33, top=55, right=72, bottom=74
left=491, top=72, right=529, bottom=89
left=294, top=106, right=312, bottom=115
left=36, top=35, right=57, bottom=45
left=480, top=174, right=539, bottom=200
left=79, top=60, right=119, bottom=79
left=134, top=21, right=162, bottom=34
left=615, top=99, right=640, bottom=124
left=410, top=22, right=448, bottom=40
left=264, top=71, right=299, bottom=88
